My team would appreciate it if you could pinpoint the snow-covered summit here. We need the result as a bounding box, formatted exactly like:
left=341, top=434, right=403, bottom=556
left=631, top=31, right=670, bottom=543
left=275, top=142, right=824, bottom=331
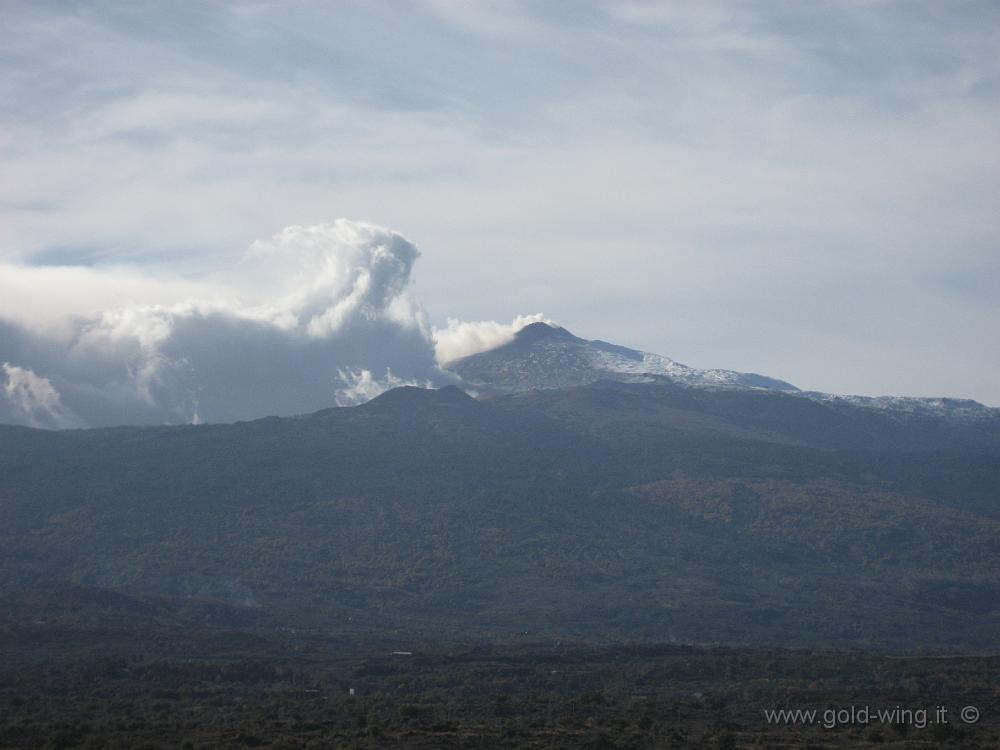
left=446, top=322, right=798, bottom=394
left=445, top=322, right=998, bottom=422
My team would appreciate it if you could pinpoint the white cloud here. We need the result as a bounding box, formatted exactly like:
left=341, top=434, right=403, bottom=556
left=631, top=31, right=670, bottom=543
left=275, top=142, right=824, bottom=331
left=241, top=220, right=426, bottom=337
left=0, top=219, right=563, bottom=427
left=0, top=220, right=475, bottom=427
left=0, top=263, right=218, bottom=333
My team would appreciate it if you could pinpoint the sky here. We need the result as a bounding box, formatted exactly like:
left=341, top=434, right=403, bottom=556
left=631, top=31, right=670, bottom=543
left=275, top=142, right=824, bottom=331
left=1, top=0, right=999, bottom=426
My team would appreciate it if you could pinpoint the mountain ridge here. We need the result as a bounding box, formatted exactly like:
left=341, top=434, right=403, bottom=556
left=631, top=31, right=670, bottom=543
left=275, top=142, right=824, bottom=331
left=1, top=376, right=998, bottom=649
left=446, top=321, right=998, bottom=421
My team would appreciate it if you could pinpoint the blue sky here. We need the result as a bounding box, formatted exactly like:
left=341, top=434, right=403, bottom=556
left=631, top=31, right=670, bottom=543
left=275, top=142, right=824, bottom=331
left=1, top=1, right=999, bottom=418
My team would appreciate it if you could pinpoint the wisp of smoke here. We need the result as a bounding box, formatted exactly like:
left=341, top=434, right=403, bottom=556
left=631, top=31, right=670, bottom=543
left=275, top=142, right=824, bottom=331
left=432, top=314, right=552, bottom=365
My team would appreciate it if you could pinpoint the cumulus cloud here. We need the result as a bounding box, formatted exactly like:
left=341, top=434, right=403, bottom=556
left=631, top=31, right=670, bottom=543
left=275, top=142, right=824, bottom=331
left=0, top=220, right=530, bottom=428
left=433, top=314, right=552, bottom=364
left=0, top=220, right=540, bottom=427
left=239, top=222, right=426, bottom=337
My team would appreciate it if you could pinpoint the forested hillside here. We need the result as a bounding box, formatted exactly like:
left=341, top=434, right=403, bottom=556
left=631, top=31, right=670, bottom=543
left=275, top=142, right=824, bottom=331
left=1, top=382, right=998, bottom=649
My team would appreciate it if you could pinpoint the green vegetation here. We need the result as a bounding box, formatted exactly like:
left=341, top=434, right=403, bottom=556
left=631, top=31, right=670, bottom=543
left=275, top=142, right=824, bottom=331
left=1, top=629, right=997, bottom=748
left=1, top=381, right=998, bottom=746
left=0, top=382, right=997, bottom=649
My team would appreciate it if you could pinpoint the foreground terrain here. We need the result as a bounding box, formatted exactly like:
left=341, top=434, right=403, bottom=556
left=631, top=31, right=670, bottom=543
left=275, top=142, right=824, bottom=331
left=1, top=366, right=998, bottom=746
left=1, top=623, right=997, bottom=749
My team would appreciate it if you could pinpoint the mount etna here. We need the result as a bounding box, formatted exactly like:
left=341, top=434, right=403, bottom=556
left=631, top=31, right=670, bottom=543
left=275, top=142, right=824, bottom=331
left=2, top=322, right=997, bottom=650
left=3, top=320, right=999, bottom=748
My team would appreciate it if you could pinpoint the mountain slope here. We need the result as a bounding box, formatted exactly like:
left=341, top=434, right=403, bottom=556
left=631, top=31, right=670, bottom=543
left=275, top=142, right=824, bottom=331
left=1, top=381, right=998, bottom=649
left=447, top=322, right=798, bottom=394
left=446, top=322, right=999, bottom=422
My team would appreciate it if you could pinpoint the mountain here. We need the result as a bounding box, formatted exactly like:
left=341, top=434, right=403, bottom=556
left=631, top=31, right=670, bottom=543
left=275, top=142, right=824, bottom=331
left=446, top=322, right=999, bottom=422
left=447, top=321, right=799, bottom=394
left=2, top=379, right=998, bottom=650
left=2, top=321, right=998, bottom=650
